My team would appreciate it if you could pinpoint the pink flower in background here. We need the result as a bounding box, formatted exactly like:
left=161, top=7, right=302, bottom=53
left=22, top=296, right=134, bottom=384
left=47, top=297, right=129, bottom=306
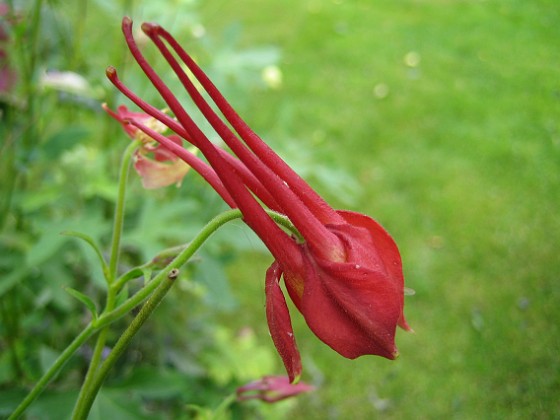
left=0, top=3, right=17, bottom=94
left=107, top=17, right=411, bottom=383
left=103, top=104, right=192, bottom=189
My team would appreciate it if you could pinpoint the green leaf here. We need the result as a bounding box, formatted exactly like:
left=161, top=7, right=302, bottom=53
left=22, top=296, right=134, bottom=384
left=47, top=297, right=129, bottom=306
left=200, top=326, right=275, bottom=385
left=64, top=287, right=98, bottom=320
left=61, top=230, right=110, bottom=283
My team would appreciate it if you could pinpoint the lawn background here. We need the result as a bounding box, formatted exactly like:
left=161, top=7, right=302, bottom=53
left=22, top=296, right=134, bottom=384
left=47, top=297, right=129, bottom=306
left=199, top=0, right=560, bottom=418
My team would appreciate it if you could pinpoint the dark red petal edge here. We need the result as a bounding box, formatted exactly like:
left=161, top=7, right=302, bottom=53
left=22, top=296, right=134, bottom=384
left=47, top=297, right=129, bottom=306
left=265, top=261, right=302, bottom=383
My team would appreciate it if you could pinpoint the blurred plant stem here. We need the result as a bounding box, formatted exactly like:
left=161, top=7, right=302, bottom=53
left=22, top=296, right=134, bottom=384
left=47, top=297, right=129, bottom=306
left=9, top=206, right=250, bottom=418
left=69, top=0, right=88, bottom=70
left=8, top=203, right=300, bottom=418
left=8, top=161, right=301, bottom=420
left=0, top=0, right=43, bottom=230
left=0, top=0, right=46, bottom=389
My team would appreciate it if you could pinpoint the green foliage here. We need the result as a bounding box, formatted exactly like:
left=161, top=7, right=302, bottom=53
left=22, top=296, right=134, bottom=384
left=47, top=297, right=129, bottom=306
left=0, top=0, right=286, bottom=418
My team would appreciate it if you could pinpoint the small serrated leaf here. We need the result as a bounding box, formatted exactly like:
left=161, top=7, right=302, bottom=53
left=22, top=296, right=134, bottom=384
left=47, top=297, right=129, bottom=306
left=64, top=287, right=98, bottom=319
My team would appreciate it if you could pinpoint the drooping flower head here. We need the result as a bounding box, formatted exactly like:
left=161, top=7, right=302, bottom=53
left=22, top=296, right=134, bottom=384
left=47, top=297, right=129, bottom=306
left=106, top=17, right=411, bottom=383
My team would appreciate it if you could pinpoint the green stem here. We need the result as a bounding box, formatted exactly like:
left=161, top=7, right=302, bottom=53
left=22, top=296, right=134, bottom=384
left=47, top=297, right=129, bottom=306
left=108, top=140, right=140, bottom=282
left=8, top=208, right=300, bottom=418
left=72, top=140, right=138, bottom=415
left=8, top=324, right=96, bottom=420
left=7, top=209, right=234, bottom=418
left=19, top=0, right=44, bottom=155
left=97, top=208, right=300, bottom=328
left=103, top=209, right=300, bottom=313
left=267, top=210, right=303, bottom=242
left=75, top=328, right=108, bottom=407
left=71, top=209, right=256, bottom=417
left=69, top=0, right=88, bottom=70
left=72, top=272, right=177, bottom=419
left=95, top=209, right=246, bottom=328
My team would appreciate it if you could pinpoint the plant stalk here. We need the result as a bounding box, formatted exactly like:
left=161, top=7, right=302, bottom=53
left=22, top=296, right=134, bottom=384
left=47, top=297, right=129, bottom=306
left=71, top=272, right=177, bottom=419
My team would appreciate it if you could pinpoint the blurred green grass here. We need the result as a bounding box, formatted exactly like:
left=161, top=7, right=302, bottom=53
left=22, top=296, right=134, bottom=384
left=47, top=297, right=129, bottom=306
left=200, top=0, right=560, bottom=418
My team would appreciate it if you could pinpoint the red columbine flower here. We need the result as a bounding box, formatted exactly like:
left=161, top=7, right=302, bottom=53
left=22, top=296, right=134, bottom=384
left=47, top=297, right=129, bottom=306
left=107, top=17, right=411, bottom=383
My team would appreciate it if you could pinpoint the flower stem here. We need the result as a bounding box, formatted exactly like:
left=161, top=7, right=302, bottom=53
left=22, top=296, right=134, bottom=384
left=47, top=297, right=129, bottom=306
left=70, top=140, right=139, bottom=417
left=7, top=210, right=239, bottom=418
left=97, top=209, right=246, bottom=327
left=108, top=140, right=140, bottom=282
left=70, top=208, right=250, bottom=417
left=8, top=205, right=300, bottom=418
left=71, top=209, right=300, bottom=418
left=72, top=272, right=177, bottom=419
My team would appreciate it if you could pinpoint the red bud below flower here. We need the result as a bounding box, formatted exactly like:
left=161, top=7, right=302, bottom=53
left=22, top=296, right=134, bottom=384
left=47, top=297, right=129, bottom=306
left=106, top=17, right=412, bottom=383
left=237, top=376, right=314, bottom=403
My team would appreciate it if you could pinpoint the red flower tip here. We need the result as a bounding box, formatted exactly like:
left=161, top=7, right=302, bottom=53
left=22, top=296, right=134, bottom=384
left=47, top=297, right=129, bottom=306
left=236, top=376, right=314, bottom=403
left=140, top=22, right=159, bottom=35
left=105, top=66, right=117, bottom=79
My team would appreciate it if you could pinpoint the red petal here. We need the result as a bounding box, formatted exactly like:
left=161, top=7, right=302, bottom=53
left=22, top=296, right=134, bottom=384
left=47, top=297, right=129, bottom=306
left=133, top=152, right=190, bottom=189
left=265, top=262, right=302, bottom=383
left=334, top=210, right=411, bottom=331
left=295, top=251, right=400, bottom=360
left=283, top=211, right=409, bottom=359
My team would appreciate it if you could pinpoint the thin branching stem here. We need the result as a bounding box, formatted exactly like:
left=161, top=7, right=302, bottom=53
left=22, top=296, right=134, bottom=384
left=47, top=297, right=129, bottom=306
left=72, top=273, right=177, bottom=419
